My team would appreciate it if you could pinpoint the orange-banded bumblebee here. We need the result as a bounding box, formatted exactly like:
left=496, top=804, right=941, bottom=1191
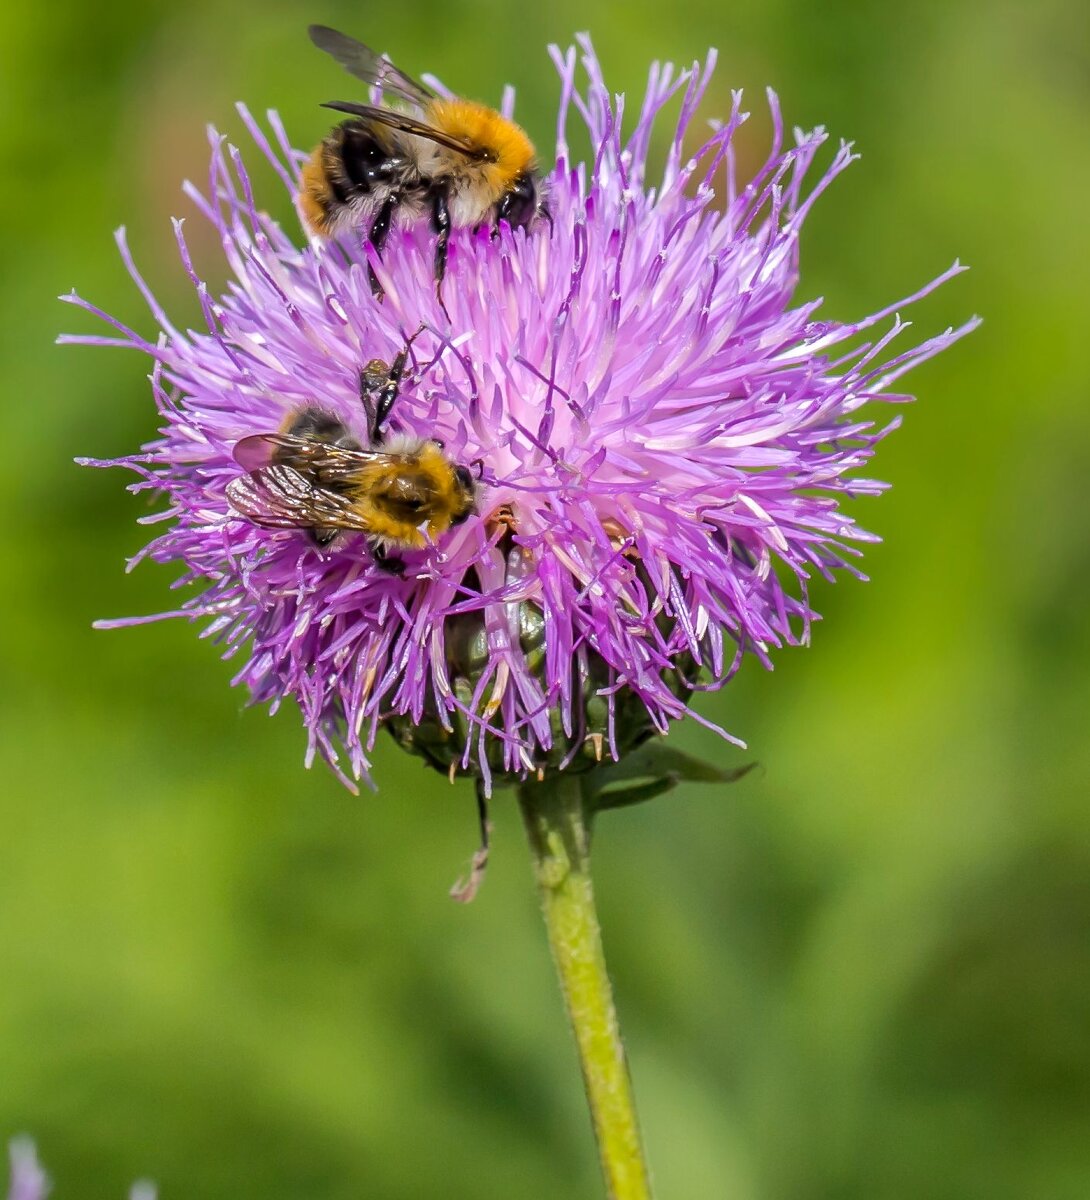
left=226, top=334, right=476, bottom=570
left=300, top=24, right=548, bottom=300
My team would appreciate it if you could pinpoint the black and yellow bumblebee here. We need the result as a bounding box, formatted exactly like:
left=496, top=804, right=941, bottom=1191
left=226, top=333, right=477, bottom=570
left=299, top=25, right=548, bottom=298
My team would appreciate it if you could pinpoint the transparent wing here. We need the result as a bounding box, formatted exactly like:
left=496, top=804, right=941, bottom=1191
left=226, top=466, right=373, bottom=532
left=232, top=433, right=399, bottom=484
left=308, top=25, right=434, bottom=107
left=232, top=433, right=291, bottom=472
left=320, top=102, right=486, bottom=160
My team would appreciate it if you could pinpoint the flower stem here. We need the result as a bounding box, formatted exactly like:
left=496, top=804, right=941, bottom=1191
left=519, top=773, right=653, bottom=1200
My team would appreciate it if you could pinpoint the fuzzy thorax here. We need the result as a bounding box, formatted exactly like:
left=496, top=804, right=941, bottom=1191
left=421, top=97, right=536, bottom=220
left=345, top=439, right=473, bottom=547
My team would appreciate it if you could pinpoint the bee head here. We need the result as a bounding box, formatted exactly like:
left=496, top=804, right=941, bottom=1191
left=450, top=463, right=477, bottom=526
left=496, top=172, right=540, bottom=231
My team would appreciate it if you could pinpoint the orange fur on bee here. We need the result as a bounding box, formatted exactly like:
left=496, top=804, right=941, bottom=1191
left=425, top=98, right=536, bottom=191
left=298, top=145, right=335, bottom=234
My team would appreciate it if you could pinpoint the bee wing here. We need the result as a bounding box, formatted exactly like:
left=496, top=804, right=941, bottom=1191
left=320, top=102, right=487, bottom=160
left=232, top=433, right=292, bottom=472
left=226, top=466, right=372, bottom=532
left=308, top=25, right=434, bottom=107
left=232, top=433, right=395, bottom=484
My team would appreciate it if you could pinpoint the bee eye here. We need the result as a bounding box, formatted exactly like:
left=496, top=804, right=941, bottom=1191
left=453, top=465, right=474, bottom=491
left=498, top=173, right=537, bottom=230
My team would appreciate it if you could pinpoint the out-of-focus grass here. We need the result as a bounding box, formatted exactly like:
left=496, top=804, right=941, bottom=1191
left=1, top=1, right=1088, bottom=1196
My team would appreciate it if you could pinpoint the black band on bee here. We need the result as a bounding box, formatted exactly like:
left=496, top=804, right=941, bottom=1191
left=324, top=170, right=352, bottom=207
left=284, top=408, right=361, bottom=464
left=339, top=123, right=400, bottom=190
left=286, top=408, right=346, bottom=442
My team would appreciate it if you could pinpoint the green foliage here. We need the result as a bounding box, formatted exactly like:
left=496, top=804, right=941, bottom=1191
left=1, top=1, right=1088, bottom=1197
left=585, top=740, right=756, bottom=814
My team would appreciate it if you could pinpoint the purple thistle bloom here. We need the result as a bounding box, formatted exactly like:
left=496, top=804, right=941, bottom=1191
left=64, top=37, right=977, bottom=792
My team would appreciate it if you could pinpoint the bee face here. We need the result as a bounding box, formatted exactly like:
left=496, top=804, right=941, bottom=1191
left=302, top=25, right=546, bottom=300
left=496, top=172, right=539, bottom=231
left=450, top=465, right=476, bottom=526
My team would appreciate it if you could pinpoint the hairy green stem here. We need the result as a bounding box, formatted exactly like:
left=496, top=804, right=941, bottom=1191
left=519, top=774, right=653, bottom=1200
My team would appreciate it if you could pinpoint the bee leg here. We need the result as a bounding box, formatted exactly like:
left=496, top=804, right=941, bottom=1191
left=366, top=192, right=400, bottom=300
left=449, top=778, right=491, bottom=904
left=429, top=185, right=452, bottom=319
left=371, top=542, right=406, bottom=576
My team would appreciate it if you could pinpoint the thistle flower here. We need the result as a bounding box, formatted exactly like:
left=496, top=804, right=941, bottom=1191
left=65, top=37, right=976, bottom=793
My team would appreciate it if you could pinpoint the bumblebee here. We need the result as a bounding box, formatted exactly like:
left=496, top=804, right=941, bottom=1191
left=225, top=335, right=476, bottom=568
left=300, top=24, right=547, bottom=299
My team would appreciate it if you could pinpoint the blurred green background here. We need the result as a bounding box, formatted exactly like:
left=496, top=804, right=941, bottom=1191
left=2, top=0, right=1088, bottom=1196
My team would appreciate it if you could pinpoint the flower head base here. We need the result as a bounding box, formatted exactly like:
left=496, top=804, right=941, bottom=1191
left=66, top=37, right=976, bottom=792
